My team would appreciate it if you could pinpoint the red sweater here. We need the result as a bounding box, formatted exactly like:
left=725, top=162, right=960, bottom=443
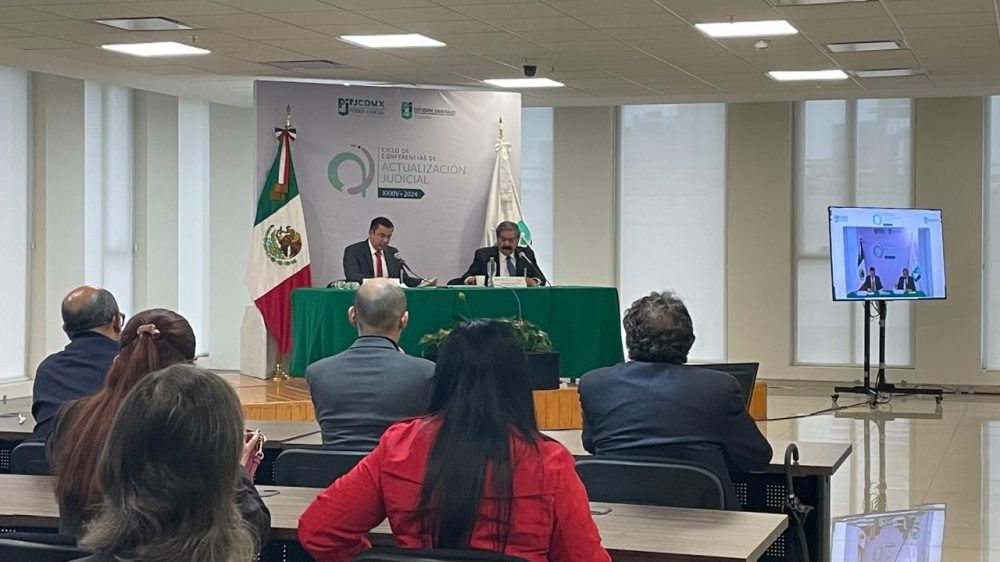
left=298, top=418, right=611, bottom=562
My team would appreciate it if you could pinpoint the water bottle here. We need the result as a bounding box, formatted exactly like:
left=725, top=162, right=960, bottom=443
left=486, top=257, right=497, bottom=287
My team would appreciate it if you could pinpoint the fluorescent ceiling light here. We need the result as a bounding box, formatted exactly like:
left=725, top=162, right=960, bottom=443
left=339, top=34, right=445, bottom=48
left=95, top=17, right=192, bottom=31
left=767, top=69, right=849, bottom=81
left=828, top=40, right=901, bottom=53
left=695, top=20, right=797, bottom=38
left=852, top=68, right=922, bottom=78
left=101, top=41, right=210, bottom=57
left=483, top=78, right=564, bottom=88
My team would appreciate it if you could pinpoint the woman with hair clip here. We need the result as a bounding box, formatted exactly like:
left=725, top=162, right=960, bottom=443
left=72, top=364, right=260, bottom=562
left=298, top=319, right=611, bottom=562
left=47, top=308, right=270, bottom=545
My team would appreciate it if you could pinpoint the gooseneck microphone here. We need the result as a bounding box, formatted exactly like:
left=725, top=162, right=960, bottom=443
left=394, top=252, right=428, bottom=282
left=518, top=251, right=548, bottom=286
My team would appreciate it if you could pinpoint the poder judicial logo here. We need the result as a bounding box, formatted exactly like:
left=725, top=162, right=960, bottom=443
left=328, top=144, right=375, bottom=198
left=337, top=97, right=386, bottom=117
left=262, top=225, right=303, bottom=266
left=401, top=101, right=413, bottom=120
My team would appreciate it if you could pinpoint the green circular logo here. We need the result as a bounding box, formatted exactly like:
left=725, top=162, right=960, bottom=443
left=328, top=145, right=375, bottom=197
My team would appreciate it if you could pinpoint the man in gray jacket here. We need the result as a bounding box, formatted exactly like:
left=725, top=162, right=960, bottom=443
left=306, top=279, right=435, bottom=450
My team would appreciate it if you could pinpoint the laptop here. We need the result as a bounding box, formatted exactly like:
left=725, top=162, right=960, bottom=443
left=693, top=362, right=759, bottom=410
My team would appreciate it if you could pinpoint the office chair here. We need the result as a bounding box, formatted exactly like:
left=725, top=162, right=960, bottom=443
left=353, top=548, right=528, bottom=561
left=273, top=449, right=368, bottom=487
left=575, top=456, right=727, bottom=510
left=0, top=538, right=89, bottom=562
left=10, top=442, right=50, bottom=475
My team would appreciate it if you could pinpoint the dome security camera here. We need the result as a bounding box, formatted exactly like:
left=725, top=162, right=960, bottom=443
left=523, top=64, right=537, bottom=77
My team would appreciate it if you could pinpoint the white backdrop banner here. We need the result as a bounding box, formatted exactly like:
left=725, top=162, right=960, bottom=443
left=254, top=81, right=521, bottom=285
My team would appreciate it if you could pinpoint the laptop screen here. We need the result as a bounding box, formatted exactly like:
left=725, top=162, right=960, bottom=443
left=693, top=363, right=759, bottom=410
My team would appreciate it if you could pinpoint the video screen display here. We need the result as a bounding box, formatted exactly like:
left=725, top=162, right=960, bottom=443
left=831, top=505, right=946, bottom=562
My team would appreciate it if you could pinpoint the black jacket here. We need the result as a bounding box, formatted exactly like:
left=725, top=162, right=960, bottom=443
left=342, top=240, right=419, bottom=287
left=449, top=245, right=547, bottom=285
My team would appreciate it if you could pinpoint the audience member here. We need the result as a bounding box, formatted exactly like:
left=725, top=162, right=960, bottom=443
left=73, top=365, right=262, bottom=562
left=48, top=308, right=270, bottom=544
left=31, top=286, right=123, bottom=440
left=298, top=319, right=610, bottom=562
left=578, top=291, right=772, bottom=510
left=306, top=278, right=434, bottom=449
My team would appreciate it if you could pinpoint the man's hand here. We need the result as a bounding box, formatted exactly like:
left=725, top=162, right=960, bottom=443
left=464, top=276, right=476, bottom=285
left=527, top=277, right=542, bottom=287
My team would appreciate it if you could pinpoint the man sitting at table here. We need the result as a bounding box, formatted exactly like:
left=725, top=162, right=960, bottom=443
left=858, top=266, right=883, bottom=293
left=449, top=221, right=547, bottom=286
left=306, top=279, right=435, bottom=450
left=896, top=268, right=917, bottom=292
left=578, top=291, right=772, bottom=510
left=31, top=285, right=122, bottom=440
left=342, top=216, right=420, bottom=287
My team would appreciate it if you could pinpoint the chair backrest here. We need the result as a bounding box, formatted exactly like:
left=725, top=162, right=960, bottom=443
left=575, top=456, right=727, bottom=510
left=353, top=548, right=528, bottom=562
left=11, top=442, right=51, bottom=475
left=0, top=538, right=90, bottom=562
left=273, top=449, right=368, bottom=487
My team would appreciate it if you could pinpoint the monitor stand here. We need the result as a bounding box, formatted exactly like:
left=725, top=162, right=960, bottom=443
left=832, top=300, right=943, bottom=405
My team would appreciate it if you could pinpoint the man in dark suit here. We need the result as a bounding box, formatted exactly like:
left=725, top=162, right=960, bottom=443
left=342, top=216, right=420, bottom=287
left=306, top=278, right=435, bottom=450
left=896, top=268, right=917, bottom=292
left=578, top=291, right=771, bottom=510
left=31, top=286, right=122, bottom=440
left=450, top=221, right=547, bottom=286
left=858, top=267, right=883, bottom=292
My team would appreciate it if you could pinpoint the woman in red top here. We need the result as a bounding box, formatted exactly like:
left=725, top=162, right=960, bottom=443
left=298, top=319, right=611, bottom=562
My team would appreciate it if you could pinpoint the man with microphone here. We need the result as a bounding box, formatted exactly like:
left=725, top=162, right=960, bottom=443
left=343, top=217, right=425, bottom=287
left=450, top=221, right=547, bottom=286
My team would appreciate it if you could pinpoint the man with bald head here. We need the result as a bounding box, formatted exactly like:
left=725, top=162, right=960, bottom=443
left=306, top=279, right=435, bottom=449
left=31, top=285, right=123, bottom=440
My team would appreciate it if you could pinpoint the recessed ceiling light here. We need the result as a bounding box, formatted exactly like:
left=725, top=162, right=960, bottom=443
left=338, top=34, right=445, bottom=48
left=95, top=17, right=192, bottom=31
left=695, top=20, right=798, bottom=38
left=769, top=0, right=871, bottom=5
left=827, top=40, right=902, bottom=53
left=851, top=68, right=922, bottom=78
left=483, top=78, right=565, bottom=88
left=767, top=69, right=850, bottom=81
left=100, top=41, right=210, bottom=57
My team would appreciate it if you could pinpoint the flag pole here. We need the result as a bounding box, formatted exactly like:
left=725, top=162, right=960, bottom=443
left=268, top=103, right=294, bottom=382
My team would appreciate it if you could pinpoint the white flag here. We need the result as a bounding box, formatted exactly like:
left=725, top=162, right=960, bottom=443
left=482, top=131, right=532, bottom=248
left=908, top=232, right=922, bottom=291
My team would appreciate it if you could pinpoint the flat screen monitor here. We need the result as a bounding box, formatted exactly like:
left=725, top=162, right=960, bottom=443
left=828, top=207, right=946, bottom=301
left=830, top=504, right=946, bottom=562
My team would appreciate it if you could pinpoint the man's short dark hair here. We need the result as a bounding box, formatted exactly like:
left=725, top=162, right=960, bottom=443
left=353, top=281, right=407, bottom=333
left=62, top=289, right=120, bottom=338
left=370, top=217, right=394, bottom=231
left=622, top=291, right=695, bottom=364
left=495, top=221, right=519, bottom=238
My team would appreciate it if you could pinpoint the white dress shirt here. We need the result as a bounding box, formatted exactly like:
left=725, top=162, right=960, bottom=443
left=497, top=252, right=517, bottom=277
left=369, top=241, right=388, bottom=278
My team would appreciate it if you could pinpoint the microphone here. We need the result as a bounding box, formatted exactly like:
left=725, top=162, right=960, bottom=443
left=394, top=252, right=427, bottom=282
left=518, top=251, right=548, bottom=286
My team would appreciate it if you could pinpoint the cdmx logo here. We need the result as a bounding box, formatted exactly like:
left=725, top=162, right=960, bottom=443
left=401, top=101, right=413, bottom=120
left=328, top=144, right=375, bottom=197
left=337, top=97, right=386, bottom=116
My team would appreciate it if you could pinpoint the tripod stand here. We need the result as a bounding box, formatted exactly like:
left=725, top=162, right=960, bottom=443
left=833, top=300, right=942, bottom=405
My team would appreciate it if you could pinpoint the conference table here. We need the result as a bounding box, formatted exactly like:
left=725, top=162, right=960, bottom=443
left=0, top=474, right=787, bottom=561
left=289, top=286, right=625, bottom=378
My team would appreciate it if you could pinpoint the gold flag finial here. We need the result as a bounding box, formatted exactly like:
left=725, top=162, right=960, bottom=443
left=498, top=116, right=504, bottom=141
left=285, top=104, right=292, bottom=128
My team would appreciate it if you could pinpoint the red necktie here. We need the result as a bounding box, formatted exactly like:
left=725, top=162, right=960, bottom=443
left=375, top=250, right=383, bottom=277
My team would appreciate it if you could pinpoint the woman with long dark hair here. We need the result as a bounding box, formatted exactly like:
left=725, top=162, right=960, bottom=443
left=47, top=308, right=269, bottom=543
left=74, top=365, right=259, bottom=562
left=298, top=319, right=610, bottom=561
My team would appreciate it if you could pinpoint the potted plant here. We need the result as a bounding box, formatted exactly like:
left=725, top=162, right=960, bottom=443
left=419, top=318, right=561, bottom=390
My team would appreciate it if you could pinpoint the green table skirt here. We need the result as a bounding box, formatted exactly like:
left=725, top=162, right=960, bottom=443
left=289, top=286, right=625, bottom=378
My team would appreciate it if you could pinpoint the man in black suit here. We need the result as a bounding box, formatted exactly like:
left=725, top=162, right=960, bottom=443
left=896, top=268, right=917, bottom=292
left=450, top=221, right=547, bottom=286
left=31, top=286, right=123, bottom=440
left=342, top=216, right=420, bottom=287
left=306, top=279, right=435, bottom=449
left=858, top=266, right=883, bottom=292
left=578, top=291, right=771, bottom=510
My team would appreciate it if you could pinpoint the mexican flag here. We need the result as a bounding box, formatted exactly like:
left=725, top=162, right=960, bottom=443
left=481, top=121, right=532, bottom=248
left=245, top=127, right=312, bottom=354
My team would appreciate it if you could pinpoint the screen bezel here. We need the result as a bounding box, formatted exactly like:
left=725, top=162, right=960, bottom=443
left=827, top=206, right=947, bottom=302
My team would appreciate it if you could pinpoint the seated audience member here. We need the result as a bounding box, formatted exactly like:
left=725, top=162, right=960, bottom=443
left=578, top=291, right=772, bottom=510
left=449, top=221, right=547, bottom=286
left=74, top=365, right=263, bottom=562
left=298, top=319, right=611, bottom=562
left=306, top=278, right=434, bottom=449
left=31, top=286, right=123, bottom=440
left=48, top=308, right=270, bottom=543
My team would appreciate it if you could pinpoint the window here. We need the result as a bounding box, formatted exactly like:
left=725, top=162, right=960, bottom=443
left=985, top=97, right=1000, bottom=370
left=177, top=98, right=210, bottom=357
left=794, top=99, right=913, bottom=367
left=520, top=107, right=554, bottom=282
left=619, top=104, right=727, bottom=362
left=0, top=66, right=29, bottom=381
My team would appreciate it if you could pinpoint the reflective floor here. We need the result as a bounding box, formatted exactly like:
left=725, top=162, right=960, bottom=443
left=762, top=384, right=1000, bottom=562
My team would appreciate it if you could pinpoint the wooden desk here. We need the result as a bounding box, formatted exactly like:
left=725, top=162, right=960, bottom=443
left=0, top=474, right=786, bottom=562
left=0, top=413, right=33, bottom=441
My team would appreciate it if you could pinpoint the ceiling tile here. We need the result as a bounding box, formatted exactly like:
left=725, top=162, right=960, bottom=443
left=0, top=7, right=66, bottom=23
left=540, top=0, right=666, bottom=17
left=270, top=10, right=384, bottom=26
left=357, top=7, right=470, bottom=23
left=212, top=0, right=334, bottom=12
left=222, top=26, right=329, bottom=40
left=302, top=23, right=405, bottom=35
left=895, top=12, right=998, bottom=28
left=28, top=3, right=146, bottom=20
left=658, top=0, right=782, bottom=23
left=489, top=16, right=590, bottom=31
left=0, top=35, right=82, bottom=49
left=777, top=2, right=887, bottom=21
left=122, top=1, right=244, bottom=17
left=580, top=12, right=686, bottom=29
left=7, top=19, right=108, bottom=35
left=450, top=3, right=565, bottom=19
left=516, top=27, right=607, bottom=42
left=0, top=26, right=33, bottom=37
left=179, top=13, right=282, bottom=28
left=882, top=0, right=994, bottom=15
left=398, top=19, right=498, bottom=34
left=327, top=0, right=436, bottom=8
